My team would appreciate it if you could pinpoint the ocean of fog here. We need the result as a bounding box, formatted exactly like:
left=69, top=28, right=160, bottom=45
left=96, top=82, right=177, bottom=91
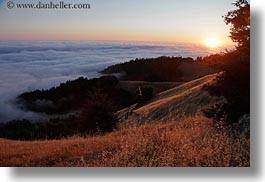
left=0, top=40, right=214, bottom=122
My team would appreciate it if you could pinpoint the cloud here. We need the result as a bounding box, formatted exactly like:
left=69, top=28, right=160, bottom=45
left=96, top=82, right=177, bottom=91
left=0, top=40, right=211, bottom=122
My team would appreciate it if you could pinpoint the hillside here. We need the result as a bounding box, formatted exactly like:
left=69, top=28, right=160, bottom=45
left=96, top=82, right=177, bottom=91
left=117, top=81, right=182, bottom=95
left=0, top=73, right=249, bottom=167
left=0, top=116, right=249, bottom=167
left=0, top=0, right=250, bottom=167
left=117, top=73, right=226, bottom=128
left=16, top=76, right=136, bottom=115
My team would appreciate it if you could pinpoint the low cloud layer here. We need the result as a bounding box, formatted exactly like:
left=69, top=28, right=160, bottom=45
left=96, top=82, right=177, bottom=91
left=0, top=40, right=211, bottom=122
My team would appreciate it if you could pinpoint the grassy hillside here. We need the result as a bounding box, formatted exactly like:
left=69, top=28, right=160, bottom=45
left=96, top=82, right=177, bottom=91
left=117, top=73, right=226, bottom=128
left=0, top=73, right=249, bottom=167
left=0, top=0, right=250, bottom=167
left=0, top=116, right=249, bottom=167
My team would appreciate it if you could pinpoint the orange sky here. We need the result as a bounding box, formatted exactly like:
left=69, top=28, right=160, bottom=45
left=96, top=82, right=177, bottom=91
left=0, top=0, right=235, bottom=47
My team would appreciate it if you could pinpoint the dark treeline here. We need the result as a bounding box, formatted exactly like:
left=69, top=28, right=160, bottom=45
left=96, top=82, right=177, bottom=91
left=100, top=56, right=195, bottom=82
left=1, top=76, right=154, bottom=140
left=1, top=89, right=120, bottom=140
left=0, top=117, right=77, bottom=140
left=17, top=76, right=136, bottom=115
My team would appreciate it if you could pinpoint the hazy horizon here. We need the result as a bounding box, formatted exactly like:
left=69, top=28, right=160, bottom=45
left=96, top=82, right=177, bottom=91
left=0, top=0, right=235, bottom=46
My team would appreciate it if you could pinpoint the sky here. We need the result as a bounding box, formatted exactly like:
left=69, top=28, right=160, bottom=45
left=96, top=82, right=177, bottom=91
left=0, top=0, right=235, bottom=46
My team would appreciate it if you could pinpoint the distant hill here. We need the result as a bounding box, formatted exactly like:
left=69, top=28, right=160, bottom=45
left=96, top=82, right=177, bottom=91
left=100, top=56, right=218, bottom=82
left=16, top=56, right=219, bottom=116
left=16, top=76, right=136, bottom=115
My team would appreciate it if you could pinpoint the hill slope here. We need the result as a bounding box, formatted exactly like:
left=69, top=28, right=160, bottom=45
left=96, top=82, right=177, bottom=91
left=117, top=81, right=182, bottom=95
left=0, top=73, right=249, bottom=167
left=0, top=116, right=249, bottom=167
left=117, top=73, right=226, bottom=127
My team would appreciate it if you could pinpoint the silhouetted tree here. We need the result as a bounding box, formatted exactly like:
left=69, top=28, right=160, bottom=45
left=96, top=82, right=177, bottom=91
left=223, top=0, right=250, bottom=51
left=206, top=0, right=250, bottom=124
left=79, top=90, right=118, bottom=134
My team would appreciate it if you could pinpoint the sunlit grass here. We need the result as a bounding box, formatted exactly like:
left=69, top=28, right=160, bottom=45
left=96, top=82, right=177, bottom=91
left=0, top=116, right=249, bottom=167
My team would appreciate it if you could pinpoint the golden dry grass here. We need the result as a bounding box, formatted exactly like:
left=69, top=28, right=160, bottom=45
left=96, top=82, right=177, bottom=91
left=0, top=116, right=249, bottom=167
left=118, top=73, right=225, bottom=127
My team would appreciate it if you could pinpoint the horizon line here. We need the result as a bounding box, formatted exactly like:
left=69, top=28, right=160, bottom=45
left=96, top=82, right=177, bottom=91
left=0, top=39, right=235, bottom=47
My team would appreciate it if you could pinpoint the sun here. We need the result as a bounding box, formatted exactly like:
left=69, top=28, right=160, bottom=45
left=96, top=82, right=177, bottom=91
left=205, top=36, right=221, bottom=48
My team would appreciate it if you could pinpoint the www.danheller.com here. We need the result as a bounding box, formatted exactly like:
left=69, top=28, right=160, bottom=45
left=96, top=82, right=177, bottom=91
left=6, top=1, right=91, bottom=9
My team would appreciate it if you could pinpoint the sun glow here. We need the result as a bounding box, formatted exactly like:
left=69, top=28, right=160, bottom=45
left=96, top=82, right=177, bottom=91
left=205, top=36, right=221, bottom=48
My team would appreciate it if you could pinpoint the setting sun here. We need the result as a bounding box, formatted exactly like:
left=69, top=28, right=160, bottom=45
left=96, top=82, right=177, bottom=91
left=205, top=36, right=221, bottom=48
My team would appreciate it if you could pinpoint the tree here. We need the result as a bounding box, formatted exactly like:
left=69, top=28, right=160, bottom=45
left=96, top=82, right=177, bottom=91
left=223, top=0, right=250, bottom=50
left=205, top=0, right=250, bottom=124
left=79, top=90, right=118, bottom=134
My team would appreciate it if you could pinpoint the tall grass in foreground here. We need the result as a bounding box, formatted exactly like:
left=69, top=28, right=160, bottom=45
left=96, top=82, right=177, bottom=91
left=0, top=116, right=249, bottom=167
left=95, top=116, right=249, bottom=167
